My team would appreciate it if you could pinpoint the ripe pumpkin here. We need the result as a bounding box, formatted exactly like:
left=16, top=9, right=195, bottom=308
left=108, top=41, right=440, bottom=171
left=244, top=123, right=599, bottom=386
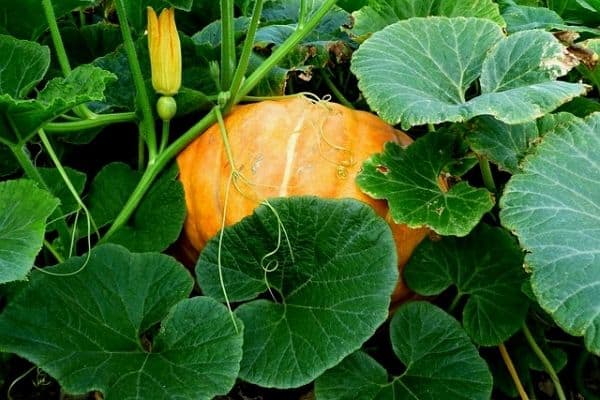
left=177, top=96, right=429, bottom=304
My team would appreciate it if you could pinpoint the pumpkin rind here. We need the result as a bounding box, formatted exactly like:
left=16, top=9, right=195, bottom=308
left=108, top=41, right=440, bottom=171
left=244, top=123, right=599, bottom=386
left=177, top=96, right=428, bottom=303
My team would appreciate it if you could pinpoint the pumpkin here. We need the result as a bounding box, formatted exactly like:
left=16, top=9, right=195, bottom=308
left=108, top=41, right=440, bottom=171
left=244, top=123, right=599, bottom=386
left=177, top=96, right=429, bottom=304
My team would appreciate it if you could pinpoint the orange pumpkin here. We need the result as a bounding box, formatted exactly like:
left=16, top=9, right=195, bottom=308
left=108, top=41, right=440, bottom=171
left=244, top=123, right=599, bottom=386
left=177, top=96, right=429, bottom=304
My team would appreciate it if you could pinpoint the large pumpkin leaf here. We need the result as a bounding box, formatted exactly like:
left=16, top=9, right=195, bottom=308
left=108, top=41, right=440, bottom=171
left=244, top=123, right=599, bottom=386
left=464, top=116, right=540, bottom=173
left=357, top=130, right=494, bottom=236
left=0, top=244, right=243, bottom=399
left=500, top=112, right=600, bottom=355
left=0, top=179, right=59, bottom=283
left=0, top=65, right=116, bottom=145
left=349, top=0, right=504, bottom=41
left=197, top=197, right=397, bottom=388
left=351, top=17, right=587, bottom=129
left=0, top=35, right=49, bottom=98
left=404, top=224, right=529, bottom=345
left=82, top=162, right=185, bottom=252
left=315, top=302, right=493, bottom=400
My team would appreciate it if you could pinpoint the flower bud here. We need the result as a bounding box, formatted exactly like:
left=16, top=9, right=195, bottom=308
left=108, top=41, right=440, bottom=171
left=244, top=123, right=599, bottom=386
left=147, top=7, right=181, bottom=96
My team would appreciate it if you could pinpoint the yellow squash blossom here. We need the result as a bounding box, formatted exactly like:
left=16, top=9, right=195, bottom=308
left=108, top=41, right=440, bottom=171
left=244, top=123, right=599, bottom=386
left=147, top=7, right=181, bottom=96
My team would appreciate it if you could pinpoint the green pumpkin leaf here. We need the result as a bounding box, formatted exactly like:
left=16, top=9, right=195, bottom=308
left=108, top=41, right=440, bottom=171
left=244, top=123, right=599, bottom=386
left=0, top=35, right=49, bottom=98
left=404, top=224, right=529, bottom=345
left=351, top=17, right=587, bottom=129
left=0, top=65, right=116, bottom=145
left=464, top=116, right=540, bottom=173
left=83, top=162, right=185, bottom=252
left=37, top=167, right=86, bottom=232
left=197, top=197, right=397, bottom=388
left=500, top=2, right=567, bottom=32
left=0, top=244, right=243, bottom=399
left=357, top=130, right=494, bottom=236
left=350, top=0, right=505, bottom=41
left=500, top=112, right=600, bottom=355
left=0, top=179, right=59, bottom=283
left=315, top=302, right=493, bottom=400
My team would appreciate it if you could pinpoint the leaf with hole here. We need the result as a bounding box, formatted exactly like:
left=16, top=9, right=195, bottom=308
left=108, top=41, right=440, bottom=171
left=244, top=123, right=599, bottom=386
left=357, top=129, right=494, bottom=236
left=196, top=197, right=397, bottom=388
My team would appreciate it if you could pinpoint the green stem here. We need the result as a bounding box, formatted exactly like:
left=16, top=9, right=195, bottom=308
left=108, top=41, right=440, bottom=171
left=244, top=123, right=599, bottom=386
left=522, top=323, right=567, bottom=400
left=228, top=0, right=264, bottom=100
left=41, top=0, right=71, bottom=76
left=113, top=0, right=158, bottom=163
left=41, top=0, right=96, bottom=119
left=234, top=0, right=338, bottom=103
left=43, top=112, right=137, bottom=133
left=214, top=107, right=236, bottom=170
left=38, top=129, right=97, bottom=256
left=44, top=239, right=65, bottom=263
left=298, top=0, right=309, bottom=28
left=448, top=292, right=462, bottom=313
left=101, top=109, right=218, bottom=241
left=159, top=119, right=170, bottom=153
left=220, top=0, right=236, bottom=90
left=478, top=156, right=497, bottom=193
left=9, top=143, right=69, bottom=258
left=427, top=123, right=436, bottom=132
left=138, top=132, right=145, bottom=170
left=321, top=69, right=354, bottom=109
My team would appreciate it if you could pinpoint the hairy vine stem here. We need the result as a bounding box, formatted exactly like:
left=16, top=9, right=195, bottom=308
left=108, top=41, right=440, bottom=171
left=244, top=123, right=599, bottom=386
left=41, top=0, right=96, bottom=119
left=113, top=0, right=158, bottom=163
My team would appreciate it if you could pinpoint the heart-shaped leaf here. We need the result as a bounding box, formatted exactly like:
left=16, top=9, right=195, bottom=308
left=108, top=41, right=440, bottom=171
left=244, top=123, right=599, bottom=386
left=83, top=162, right=185, bottom=252
left=0, top=34, right=49, bottom=98
left=351, top=17, right=587, bottom=129
left=500, top=112, right=600, bottom=355
left=0, top=244, right=243, bottom=399
left=357, top=129, right=494, bottom=236
left=0, top=179, right=58, bottom=283
left=350, top=0, right=505, bottom=41
left=404, top=224, right=529, bottom=345
left=197, top=197, right=397, bottom=388
left=315, top=302, right=493, bottom=400
left=463, top=116, right=540, bottom=173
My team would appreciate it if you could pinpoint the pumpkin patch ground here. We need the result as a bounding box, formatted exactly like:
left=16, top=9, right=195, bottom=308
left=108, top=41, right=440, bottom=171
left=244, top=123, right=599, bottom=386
left=0, top=1, right=599, bottom=400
